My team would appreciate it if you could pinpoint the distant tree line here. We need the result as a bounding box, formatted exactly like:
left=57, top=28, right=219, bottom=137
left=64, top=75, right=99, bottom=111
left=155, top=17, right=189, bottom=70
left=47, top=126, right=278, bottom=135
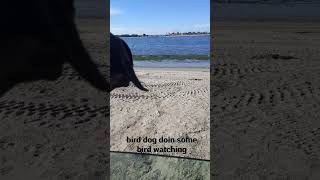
left=114, top=31, right=210, bottom=37
left=116, top=34, right=148, bottom=37
left=165, top=32, right=210, bottom=36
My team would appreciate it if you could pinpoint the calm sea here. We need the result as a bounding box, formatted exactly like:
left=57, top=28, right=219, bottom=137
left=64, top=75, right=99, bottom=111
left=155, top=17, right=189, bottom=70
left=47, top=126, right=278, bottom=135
left=122, top=35, right=210, bottom=68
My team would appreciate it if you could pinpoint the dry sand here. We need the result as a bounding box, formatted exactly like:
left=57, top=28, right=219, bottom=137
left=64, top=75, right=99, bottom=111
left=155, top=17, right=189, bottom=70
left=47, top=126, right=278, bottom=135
left=0, top=18, right=109, bottom=180
left=111, top=67, right=210, bottom=160
left=212, top=21, right=320, bottom=179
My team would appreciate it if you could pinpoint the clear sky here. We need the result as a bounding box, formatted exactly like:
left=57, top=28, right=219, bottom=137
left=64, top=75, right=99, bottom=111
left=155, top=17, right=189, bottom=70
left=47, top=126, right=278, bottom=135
left=111, top=0, right=210, bottom=35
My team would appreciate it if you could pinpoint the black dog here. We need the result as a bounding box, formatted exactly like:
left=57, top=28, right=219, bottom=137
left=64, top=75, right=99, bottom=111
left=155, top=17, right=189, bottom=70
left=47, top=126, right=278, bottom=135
left=110, top=33, right=148, bottom=91
left=0, top=0, right=109, bottom=96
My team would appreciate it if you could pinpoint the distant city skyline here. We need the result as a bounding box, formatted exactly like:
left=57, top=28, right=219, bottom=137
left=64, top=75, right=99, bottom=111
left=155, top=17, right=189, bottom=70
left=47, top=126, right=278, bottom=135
left=111, top=0, right=210, bottom=35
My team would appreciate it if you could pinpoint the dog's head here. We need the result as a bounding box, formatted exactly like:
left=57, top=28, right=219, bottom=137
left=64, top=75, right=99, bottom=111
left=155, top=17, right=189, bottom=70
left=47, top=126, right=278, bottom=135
left=110, top=33, right=148, bottom=91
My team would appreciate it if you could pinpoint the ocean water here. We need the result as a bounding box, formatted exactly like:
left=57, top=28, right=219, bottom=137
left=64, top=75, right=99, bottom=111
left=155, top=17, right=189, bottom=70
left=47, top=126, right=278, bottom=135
left=121, top=35, right=210, bottom=68
left=122, top=35, right=210, bottom=56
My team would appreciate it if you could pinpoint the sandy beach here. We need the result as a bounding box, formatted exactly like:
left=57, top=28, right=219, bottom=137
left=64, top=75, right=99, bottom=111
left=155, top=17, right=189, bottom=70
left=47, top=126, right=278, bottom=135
left=0, top=18, right=109, bottom=179
left=111, top=67, right=210, bottom=160
left=212, top=20, right=320, bottom=179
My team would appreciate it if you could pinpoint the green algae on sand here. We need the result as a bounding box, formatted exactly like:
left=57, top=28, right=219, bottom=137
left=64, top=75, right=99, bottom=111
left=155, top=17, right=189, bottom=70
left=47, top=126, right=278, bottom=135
left=111, top=152, right=210, bottom=180
left=133, top=55, right=209, bottom=61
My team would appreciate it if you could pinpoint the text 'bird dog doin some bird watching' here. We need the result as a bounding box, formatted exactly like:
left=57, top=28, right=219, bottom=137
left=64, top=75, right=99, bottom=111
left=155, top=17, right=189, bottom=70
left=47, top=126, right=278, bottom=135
left=0, top=0, right=147, bottom=96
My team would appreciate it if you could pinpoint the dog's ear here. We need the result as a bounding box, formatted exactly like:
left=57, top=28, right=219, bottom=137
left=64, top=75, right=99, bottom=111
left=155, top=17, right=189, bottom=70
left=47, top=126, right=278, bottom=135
left=110, top=34, right=148, bottom=91
left=120, top=40, right=148, bottom=91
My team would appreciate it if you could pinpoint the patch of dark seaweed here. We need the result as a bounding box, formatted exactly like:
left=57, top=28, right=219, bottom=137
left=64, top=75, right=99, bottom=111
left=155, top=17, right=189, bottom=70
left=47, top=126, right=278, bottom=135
left=133, top=55, right=209, bottom=61
left=251, top=54, right=298, bottom=60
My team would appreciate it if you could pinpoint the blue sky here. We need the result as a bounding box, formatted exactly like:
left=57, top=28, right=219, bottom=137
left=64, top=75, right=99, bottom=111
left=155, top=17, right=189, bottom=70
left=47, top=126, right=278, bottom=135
left=111, top=0, right=210, bottom=35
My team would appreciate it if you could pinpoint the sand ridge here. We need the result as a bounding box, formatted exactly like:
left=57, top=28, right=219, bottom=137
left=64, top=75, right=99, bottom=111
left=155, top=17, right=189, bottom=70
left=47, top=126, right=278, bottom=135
left=0, top=18, right=109, bottom=180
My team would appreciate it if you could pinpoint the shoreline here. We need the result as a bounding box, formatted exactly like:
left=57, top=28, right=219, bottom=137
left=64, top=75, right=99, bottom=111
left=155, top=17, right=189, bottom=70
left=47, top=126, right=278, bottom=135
left=120, top=34, right=210, bottom=37
left=164, top=34, right=210, bottom=37
left=133, top=59, right=210, bottom=69
left=134, top=67, right=210, bottom=71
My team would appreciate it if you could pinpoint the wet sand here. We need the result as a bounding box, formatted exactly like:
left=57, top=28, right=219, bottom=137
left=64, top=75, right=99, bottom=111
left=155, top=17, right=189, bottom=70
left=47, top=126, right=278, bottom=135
left=111, top=67, right=210, bottom=160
